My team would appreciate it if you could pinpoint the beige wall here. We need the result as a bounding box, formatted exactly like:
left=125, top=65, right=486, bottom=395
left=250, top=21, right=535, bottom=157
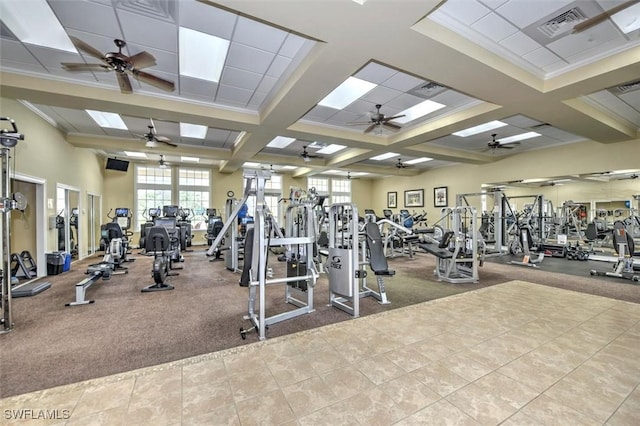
left=10, top=180, right=37, bottom=263
left=371, top=138, right=640, bottom=224
left=1, top=97, right=105, bottom=258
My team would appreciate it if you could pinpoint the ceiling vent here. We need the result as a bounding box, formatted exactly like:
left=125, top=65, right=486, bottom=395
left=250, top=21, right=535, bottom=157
left=409, top=81, right=446, bottom=99
left=608, top=79, right=640, bottom=95
left=537, top=7, right=587, bottom=39
left=116, top=0, right=177, bottom=23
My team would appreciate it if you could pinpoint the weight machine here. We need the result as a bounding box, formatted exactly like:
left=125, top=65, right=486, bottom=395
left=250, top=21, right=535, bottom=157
left=325, top=203, right=392, bottom=318
left=590, top=221, right=639, bottom=282
left=235, top=170, right=318, bottom=340
left=418, top=206, right=480, bottom=283
left=456, top=190, right=505, bottom=256
left=1, top=117, right=26, bottom=331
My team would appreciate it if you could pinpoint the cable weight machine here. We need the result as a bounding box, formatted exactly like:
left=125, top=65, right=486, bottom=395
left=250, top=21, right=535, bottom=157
left=1, top=117, right=26, bottom=333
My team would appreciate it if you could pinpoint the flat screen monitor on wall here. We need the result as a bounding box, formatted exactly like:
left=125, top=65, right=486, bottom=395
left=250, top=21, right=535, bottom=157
left=105, top=158, right=130, bottom=172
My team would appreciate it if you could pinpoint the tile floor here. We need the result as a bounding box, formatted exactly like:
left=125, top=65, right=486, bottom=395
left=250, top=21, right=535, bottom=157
left=1, top=280, right=639, bottom=425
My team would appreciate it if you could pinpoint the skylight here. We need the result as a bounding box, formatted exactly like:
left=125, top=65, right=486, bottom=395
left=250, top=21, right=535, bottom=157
left=452, top=120, right=507, bottom=137
left=316, top=144, right=346, bottom=155
left=243, top=162, right=261, bottom=168
left=393, top=100, right=446, bottom=124
left=611, top=3, right=640, bottom=34
left=124, top=151, right=147, bottom=158
left=497, top=132, right=540, bottom=144
left=318, top=77, right=377, bottom=109
left=86, top=110, right=128, bottom=130
left=370, top=152, right=399, bottom=161
left=179, top=27, right=229, bottom=83
left=266, top=136, right=296, bottom=149
left=181, top=156, right=200, bottom=162
left=404, top=157, right=433, bottom=164
left=0, top=0, right=77, bottom=53
left=180, top=123, right=207, bottom=139
left=281, top=165, right=297, bottom=170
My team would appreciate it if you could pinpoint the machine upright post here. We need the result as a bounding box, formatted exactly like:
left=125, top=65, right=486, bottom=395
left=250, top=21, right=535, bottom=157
left=1, top=148, right=13, bottom=333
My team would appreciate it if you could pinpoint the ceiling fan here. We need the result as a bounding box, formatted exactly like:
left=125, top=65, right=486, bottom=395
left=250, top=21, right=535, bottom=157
left=572, top=0, right=639, bottom=33
left=300, top=146, right=322, bottom=162
left=61, top=36, right=175, bottom=94
left=396, top=158, right=411, bottom=169
left=158, top=155, right=171, bottom=169
left=348, top=104, right=406, bottom=134
left=616, top=173, right=639, bottom=180
left=487, top=133, right=520, bottom=151
left=136, top=118, right=177, bottom=148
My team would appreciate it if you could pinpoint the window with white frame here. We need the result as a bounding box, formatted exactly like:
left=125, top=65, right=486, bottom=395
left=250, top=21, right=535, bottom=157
left=178, top=168, right=210, bottom=230
left=331, top=178, right=351, bottom=204
left=135, top=165, right=172, bottom=230
left=307, top=176, right=350, bottom=204
left=244, top=174, right=283, bottom=223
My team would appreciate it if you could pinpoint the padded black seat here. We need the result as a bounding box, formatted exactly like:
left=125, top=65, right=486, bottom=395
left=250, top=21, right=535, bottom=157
left=145, top=226, right=171, bottom=253
left=365, top=222, right=395, bottom=276
left=419, top=231, right=455, bottom=259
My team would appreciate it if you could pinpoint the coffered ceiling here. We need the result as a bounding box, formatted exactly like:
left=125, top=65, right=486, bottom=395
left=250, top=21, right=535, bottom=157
left=1, top=0, right=639, bottom=178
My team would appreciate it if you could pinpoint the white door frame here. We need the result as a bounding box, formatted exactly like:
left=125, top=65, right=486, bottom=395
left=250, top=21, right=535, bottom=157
left=13, top=173, right=47, bottom=278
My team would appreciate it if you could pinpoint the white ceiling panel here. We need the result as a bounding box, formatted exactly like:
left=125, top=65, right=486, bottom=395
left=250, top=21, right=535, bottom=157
left=523, top=47, right=562, bottom=68
left=225, top=42, right=275, bottom=75
left=471, top=12, right=518, bottom=42
left=178, top=0, right=237, bottom=40
left=354, top=62, right=398, bottom=84
left=220, top=67, right=262, bottom=92
left=447, top=0, right=491, bottom=26
left=216, top=84, right=254, bottom=106
left=179, top=76, right=216, bottom=97
left=563, top=37, right=630, bottom=65
left=118, top=10, right=178, bottom=52
left=266, top=55, right=292, bottom=79
left=380, top=72, right=424, bottom=92
left=0, top=40, right=42, bottom=65
left=279, top=34, right=307, bottom=58
left=499, top=31, right=540, bottom=56
left=49, top=0, right=118, bottom=36
left=546, top=21, right=620, bottom=58
left=234, top=16, right=287, bottom=54
left=479, top=0, right=509, bottom=9
left=360, top=85, right=403, bottom=105
left=255, top=76, right=277, bottom=94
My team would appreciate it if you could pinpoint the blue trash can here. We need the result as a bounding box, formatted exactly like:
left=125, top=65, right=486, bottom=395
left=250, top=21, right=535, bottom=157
left=62, top=252, right=71, bottom=272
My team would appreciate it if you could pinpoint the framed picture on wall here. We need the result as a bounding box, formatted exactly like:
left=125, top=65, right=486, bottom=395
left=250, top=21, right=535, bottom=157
left=387, top=191, right=397, bottom=208
left=404, top=189, right=424, bottom=208
left=434, top=186, right=448, bottom=207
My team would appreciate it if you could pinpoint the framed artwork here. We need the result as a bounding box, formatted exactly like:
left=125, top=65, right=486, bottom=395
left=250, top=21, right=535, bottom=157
left=404, top=189, right=424, bottom=208
left=434, top=186, right=448, bottom=207
left=387, top=191, right=397, bottom=208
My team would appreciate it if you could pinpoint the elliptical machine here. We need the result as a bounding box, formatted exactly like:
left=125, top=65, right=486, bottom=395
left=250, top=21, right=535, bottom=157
left=138, top=207, right=160, bottom=252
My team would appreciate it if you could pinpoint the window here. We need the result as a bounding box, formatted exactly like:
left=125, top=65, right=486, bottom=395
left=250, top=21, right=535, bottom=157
left=307, top=176, right=351, bottom=204
left=244, top=174, right=283, bottom=223
left=331, top=178, right=351, bottom=204
left=179, top=169, right=210, bottom=230
left=135, top=166, right=172, bottom=230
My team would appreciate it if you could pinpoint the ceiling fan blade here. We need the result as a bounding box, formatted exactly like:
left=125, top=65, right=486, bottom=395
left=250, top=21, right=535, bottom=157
left=364, top=123, right=377, bottom=134
left=155, top=135, right=172, bottom=143
left=60, top=63, right=110, bottom=72
left=116, top=73, right=133, bottom=94
left=127, top=51, right=157, bottom=70
left=69, top=36, right=105, bottom=60
left=131, top=70, right=175, bottom=92
left=346, top=121, right=373, bottom=126
left=159, top=139, right=178, bottom=148
left=384, top=114, right=406, bottom=121
left=382, top=122, right=402, bottom=130
left=572, top=0, right=639, bottom=33
left=497, top=145, right=514, bottom=149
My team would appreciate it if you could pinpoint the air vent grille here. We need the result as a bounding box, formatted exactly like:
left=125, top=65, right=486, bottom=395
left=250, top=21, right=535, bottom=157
left=537, top=7, right=587, bottom=38
left=617, top=80, right=640, bottom=93
left=409, top=81, right=446, bottom=99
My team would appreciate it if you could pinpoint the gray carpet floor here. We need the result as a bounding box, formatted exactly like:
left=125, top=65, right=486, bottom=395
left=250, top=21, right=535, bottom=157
left=1, top=246, right=638, bottom=398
